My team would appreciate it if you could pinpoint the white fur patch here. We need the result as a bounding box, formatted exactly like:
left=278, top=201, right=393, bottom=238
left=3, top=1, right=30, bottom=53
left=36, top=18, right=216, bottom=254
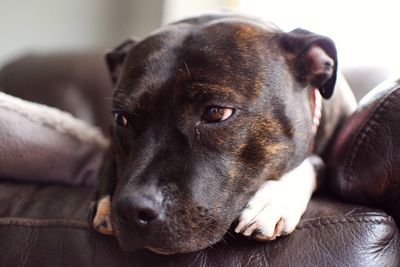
left=235, top=157, right=317, bottom=240
left=93, top=195, right=113, bottom=235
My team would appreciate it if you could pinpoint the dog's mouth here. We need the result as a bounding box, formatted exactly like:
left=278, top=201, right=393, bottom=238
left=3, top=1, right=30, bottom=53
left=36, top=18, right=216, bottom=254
left=144, top=246, right=178, bottom=255
left=111, top=210, right=233, bottom=254
left=115, top=224, right=227, bottom=254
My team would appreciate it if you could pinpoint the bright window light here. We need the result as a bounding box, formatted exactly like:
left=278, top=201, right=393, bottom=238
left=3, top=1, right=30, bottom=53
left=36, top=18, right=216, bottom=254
left=239, top=0, right=400, bottom=70
left=163, top=0, right=400, bottom=71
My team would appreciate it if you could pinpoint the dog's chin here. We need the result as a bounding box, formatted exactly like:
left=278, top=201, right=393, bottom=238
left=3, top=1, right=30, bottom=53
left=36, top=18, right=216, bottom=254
left=144, top=246, right=183, bottom=255
left=116, top=232, right=224, bottom=255
left=118, top=239, right=218, bottom=255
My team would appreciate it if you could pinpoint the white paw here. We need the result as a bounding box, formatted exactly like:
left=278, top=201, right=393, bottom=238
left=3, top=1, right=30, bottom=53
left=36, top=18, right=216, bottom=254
left=234, top=180, right=301, bottom=240
left=93, top=195, right=114, bottom=235
left=235, top=158, right=317, bottom=240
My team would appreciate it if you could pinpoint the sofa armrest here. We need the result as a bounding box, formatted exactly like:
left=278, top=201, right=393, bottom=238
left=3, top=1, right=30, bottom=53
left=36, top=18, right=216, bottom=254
left=0, top=92, right=108, bottom=186
left=329, top=78, right=400, bottom=224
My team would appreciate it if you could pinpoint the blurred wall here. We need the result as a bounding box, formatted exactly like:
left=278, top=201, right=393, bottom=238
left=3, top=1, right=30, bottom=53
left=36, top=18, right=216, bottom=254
left=162, top=0, right=237, bottom=24
left=0, top=0, right=164, bottom=67
left=1, top=0, right=399, bottom=79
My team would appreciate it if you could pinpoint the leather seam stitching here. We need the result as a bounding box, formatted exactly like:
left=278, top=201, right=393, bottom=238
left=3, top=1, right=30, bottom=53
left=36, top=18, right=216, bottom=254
left=296, top=216, right=392, bottom=230
left=0, top=218, right=90, bottom=230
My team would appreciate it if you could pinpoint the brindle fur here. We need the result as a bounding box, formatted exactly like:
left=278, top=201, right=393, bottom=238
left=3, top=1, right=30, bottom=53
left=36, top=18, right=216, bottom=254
left=91, top=14, right=355, bottom=254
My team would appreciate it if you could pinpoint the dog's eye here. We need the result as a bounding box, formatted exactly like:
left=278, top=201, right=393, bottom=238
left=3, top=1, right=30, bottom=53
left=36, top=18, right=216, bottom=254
left=114, top=113, right=128, bottom=127
left=202, top=106, right=234, bottom=123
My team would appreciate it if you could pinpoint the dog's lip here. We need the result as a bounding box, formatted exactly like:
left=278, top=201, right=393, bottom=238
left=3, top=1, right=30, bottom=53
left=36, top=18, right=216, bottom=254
left=144, top=246, right=177, bottom=255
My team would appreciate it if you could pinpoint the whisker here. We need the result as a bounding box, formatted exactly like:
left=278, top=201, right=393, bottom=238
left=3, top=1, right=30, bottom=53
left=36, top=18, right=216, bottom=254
left=290, top=118, right=312, bottom=130
left=182, top=60, right=194, bottom=88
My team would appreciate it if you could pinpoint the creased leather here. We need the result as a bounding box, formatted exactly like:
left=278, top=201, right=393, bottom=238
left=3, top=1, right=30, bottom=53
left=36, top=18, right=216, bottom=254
left=0, top=182, right=399, bottom=267
left=329, top=78, right=400, bottom=225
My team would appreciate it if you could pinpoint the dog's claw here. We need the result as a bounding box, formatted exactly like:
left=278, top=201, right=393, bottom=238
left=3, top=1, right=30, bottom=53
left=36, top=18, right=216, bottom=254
left=243, top=222, right=258, bottom=236
left=235, top=196, right=271, bottom=234
left=93, top=195, right=113, bottom=235
left=254, top=218, right=284, bottom=241
left=234, top=217, right=254, bottom=234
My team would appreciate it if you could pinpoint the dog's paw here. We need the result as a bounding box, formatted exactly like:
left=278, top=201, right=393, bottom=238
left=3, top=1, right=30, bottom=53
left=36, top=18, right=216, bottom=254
left=235, top=158, right=317, bottom=240
left=234, top=180, right=301, bottom=240
left=92, top=195, right=114, bottom=235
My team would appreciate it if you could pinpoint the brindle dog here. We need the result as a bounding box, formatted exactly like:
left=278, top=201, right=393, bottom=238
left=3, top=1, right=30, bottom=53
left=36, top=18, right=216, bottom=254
left=90, top=14, right=356, bottom=255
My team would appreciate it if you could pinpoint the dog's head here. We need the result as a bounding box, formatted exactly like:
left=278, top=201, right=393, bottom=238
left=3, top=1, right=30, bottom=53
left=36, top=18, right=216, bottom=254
left=102, top=14, right=337, bottom=254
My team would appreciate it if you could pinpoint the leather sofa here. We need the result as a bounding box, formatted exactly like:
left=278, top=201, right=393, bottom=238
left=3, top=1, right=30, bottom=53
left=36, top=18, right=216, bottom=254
left=0, top=55, right=399, bottom=266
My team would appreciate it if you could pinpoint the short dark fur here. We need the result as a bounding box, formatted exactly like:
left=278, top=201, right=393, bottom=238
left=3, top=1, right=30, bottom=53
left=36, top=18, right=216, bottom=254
left=92, top=14, right=352, bottom=254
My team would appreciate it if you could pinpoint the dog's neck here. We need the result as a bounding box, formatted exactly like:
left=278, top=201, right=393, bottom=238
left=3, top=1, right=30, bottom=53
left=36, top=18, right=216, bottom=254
left=311, top=89, right=322, bottom=134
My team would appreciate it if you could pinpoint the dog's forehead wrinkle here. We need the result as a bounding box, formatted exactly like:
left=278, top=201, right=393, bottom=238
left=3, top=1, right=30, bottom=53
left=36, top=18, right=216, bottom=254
left=184, top=82, right=246, bottom=106
left=179, top=27, right=285, bottom=105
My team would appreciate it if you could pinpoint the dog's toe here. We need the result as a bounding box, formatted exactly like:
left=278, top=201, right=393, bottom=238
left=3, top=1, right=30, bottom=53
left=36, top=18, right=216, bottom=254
left=235, top=179, right=305, bottom=241
left=234, top=205, right=261, bottom=234
left=249, top=201, right=285, bottom=238
left=281, top=212, right=301, bottom=235
left=254, top=218, right=284, bottom=241
left=234, top=181, right=278, bottom=235
left=92, top=195, right=113, bottom=235
left=238, top=204, right=300, bottom=241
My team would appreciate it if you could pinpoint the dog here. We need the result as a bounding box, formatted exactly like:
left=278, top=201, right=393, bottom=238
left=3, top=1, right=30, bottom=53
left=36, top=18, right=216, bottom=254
left=90, top=14, right=356, bottom=255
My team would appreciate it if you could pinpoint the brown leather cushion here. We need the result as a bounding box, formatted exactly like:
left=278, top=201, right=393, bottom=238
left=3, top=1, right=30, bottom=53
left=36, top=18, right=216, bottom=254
left=329, top=78, right=400, bottom=224
left=0, top=181, right=398, bottom=266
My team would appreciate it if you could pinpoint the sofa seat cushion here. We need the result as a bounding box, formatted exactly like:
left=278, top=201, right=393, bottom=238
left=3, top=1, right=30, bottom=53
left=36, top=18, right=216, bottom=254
left=0, top=181, right=398, bottom=267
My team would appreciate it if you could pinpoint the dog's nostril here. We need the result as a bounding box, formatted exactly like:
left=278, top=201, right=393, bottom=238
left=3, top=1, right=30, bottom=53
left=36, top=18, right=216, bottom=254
left=117, top=194, right=162, bottom=227
left=137, top=208, right=158, bottom=225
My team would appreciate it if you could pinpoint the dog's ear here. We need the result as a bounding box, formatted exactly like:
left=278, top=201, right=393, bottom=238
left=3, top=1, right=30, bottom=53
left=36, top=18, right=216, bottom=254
left=106, top=38, right=137, bottom=85
left=281, top=29, right=337, bottom=99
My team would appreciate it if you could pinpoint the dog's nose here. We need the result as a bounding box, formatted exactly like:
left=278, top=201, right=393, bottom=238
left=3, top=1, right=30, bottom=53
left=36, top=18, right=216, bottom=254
left=116, top=194, right=162, bottom=226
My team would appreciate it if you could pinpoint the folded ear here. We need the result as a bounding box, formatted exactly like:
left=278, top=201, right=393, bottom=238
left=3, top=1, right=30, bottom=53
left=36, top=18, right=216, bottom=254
left=105, top=38, right=137, bottom=85
left=280, top=29, right=337, bottom=99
